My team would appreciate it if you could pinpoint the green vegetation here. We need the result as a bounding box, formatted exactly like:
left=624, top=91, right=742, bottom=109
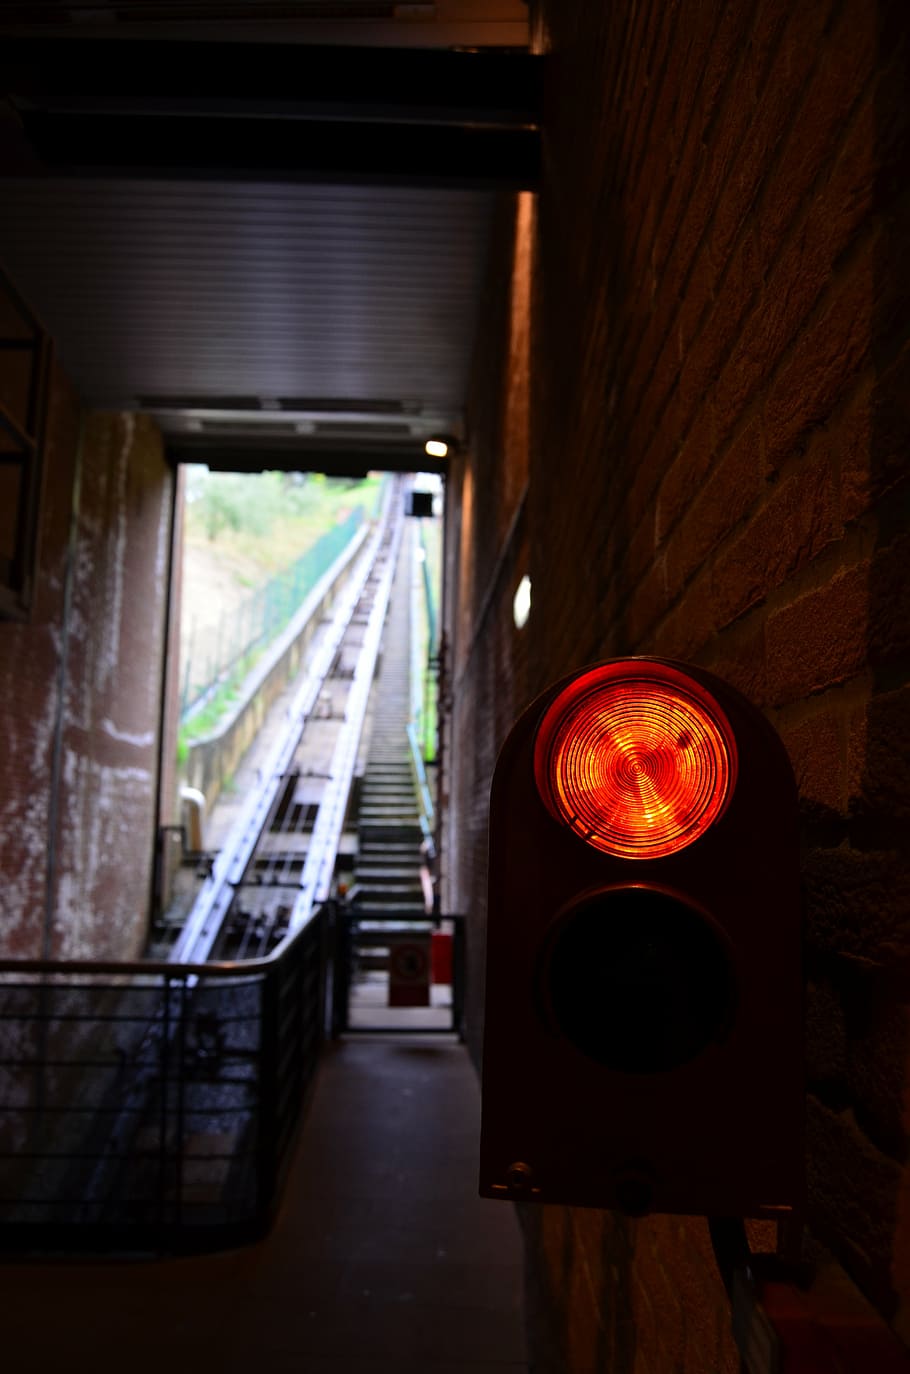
left=184, top=468, right=383, bottom=567
left=178, top=469, right=386, bottom=754
left=178, top=650, right=260, bottom=755
left=416, top=513, right=442, bottom=764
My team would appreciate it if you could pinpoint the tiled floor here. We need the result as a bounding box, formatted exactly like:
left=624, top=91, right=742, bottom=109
left=0, top=1036, right=528, bottom=1374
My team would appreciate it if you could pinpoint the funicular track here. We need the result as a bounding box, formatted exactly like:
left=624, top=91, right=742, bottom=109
left=332, top=508, right=457, bottom=1034
left=171, top=474, right=407, bottom=967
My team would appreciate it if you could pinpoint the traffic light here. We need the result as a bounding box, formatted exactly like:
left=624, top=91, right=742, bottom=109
left=479, top=657, right=804, bottom=1218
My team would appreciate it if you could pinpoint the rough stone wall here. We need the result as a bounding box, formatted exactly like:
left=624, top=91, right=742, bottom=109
left=158, top=461, right=184, bottom=835
left=446, top=1, right=910, bottom=1369
left=0, top=360, right=81, bottom=956
left=0, top=355, right=173, bottom=959
left=50, top=412, right=172, bottom=960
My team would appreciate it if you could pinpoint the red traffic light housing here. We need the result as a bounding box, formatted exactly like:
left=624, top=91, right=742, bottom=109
left=480, top=658, right=804, bottom=1219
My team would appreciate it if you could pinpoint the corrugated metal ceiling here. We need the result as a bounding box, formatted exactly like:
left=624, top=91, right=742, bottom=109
left=0, top=5, right=532, bottom=467
left=0, top=178, right=494, bottom=440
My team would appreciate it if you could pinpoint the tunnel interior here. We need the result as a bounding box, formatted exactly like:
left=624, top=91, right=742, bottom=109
left=1, top=3, right=909, bottom=1372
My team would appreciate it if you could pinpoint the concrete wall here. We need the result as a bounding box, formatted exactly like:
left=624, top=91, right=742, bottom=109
left=182, top=525, right=369, bottom=821
left=0, top=338, right=173, bottom=960
left=445, top=1, right=910, bottom=1368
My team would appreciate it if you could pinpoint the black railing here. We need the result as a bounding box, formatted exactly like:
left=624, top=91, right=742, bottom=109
left=0, top=909, right=327, bottom=1254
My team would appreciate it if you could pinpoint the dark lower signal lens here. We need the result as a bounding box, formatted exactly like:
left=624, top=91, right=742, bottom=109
left=543, top=888, right=735, bottom=1074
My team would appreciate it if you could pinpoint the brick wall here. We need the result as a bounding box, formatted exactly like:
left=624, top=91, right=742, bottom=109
left=442, top=192, right=535, bottom=1021
left=0, top=338, right=174, bottom=960
left=447, top=0, right=910, bottom=1369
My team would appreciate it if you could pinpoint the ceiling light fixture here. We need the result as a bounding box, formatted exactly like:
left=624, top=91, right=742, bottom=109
left=424, top=434, right=459, bottom=459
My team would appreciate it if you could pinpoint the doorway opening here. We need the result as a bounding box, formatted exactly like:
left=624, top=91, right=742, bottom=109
left=153, top=466, right=444, bottom=987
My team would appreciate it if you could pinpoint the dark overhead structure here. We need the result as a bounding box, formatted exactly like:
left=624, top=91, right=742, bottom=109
left=0, top=34, right=541, bottom=471
left=1, top=40, right=541, bottom=189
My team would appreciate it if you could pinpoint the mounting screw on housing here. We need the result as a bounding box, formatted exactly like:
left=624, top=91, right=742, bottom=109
left=506, top=1161, right=534, bottom=1190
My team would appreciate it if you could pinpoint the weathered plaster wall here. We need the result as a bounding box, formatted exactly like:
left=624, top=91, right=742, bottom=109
left=0, top=359, right=81, bottom=956
left=446, top=1, right=910, bottom=1369
left=51, top=412, right=172, bottom=961
left=0, top=344, right=172, bottom=960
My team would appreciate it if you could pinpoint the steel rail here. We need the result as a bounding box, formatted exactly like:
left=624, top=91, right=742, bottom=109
left=170, top=477, right=402, bottom=965
left=288, top=499, right=404, bottom=934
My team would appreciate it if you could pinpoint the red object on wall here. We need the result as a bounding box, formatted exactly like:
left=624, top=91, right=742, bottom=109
left=388, top=936, right=431, bottom=1007
left=480, top=656, right=805, bottom=1219
left=431, top=931, right=453, bottom=984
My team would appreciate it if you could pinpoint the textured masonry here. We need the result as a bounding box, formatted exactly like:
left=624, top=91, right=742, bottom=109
left=444, top=1, right=910, bottom=1369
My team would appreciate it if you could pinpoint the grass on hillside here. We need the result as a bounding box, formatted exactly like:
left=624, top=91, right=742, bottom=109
left=184, top=469, right=383, bottom=574
left=415, top=515, right=442, bottom=764
left=177, top=470, right=385, bottom=753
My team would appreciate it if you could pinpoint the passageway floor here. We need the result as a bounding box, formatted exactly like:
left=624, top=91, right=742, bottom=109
left=0, top=1037, right=528, bottom=1374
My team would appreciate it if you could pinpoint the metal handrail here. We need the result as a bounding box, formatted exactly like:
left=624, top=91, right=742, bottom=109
left=418, top=518, right=438, bottom=661
left=406, top=720, right=436, bottom=859
left=0, top=910, right=327, bottom=1254
left=0, top=922, right=311, bottom=978
left=407, top=520, right=436, bottom=859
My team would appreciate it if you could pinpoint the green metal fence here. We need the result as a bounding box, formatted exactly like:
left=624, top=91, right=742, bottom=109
left=417, top=518, right=439, bottom=763
left=180, top=510, right=363, bottom=725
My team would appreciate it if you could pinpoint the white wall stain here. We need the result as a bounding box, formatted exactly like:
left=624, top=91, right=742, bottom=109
left=100, top=718, right=156, bottom=748
left=0, top=789, right=52, bottom=953
left=0, top=632, right=60, bottom=955
left=147, top=482, right=173, bottom=719
left=65, top=543, right=94, bottom=733
left=30, top=660, right=58, bottom=773
left=54, top=871, right=81, bottom=956
left=53, top=751, right=153, bottom=959
left=99, top=413, right=134, bottom=692
left=2, top=415, right=171, bottom=961
left=60, top=751, right=152, bottom=791
left=154, top=471, right=170, bottom=584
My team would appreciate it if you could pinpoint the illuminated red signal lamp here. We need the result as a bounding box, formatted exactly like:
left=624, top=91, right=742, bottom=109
left=480, top=657, right=804, bottom=1220
left=534, top=660, right=736, bottom=859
